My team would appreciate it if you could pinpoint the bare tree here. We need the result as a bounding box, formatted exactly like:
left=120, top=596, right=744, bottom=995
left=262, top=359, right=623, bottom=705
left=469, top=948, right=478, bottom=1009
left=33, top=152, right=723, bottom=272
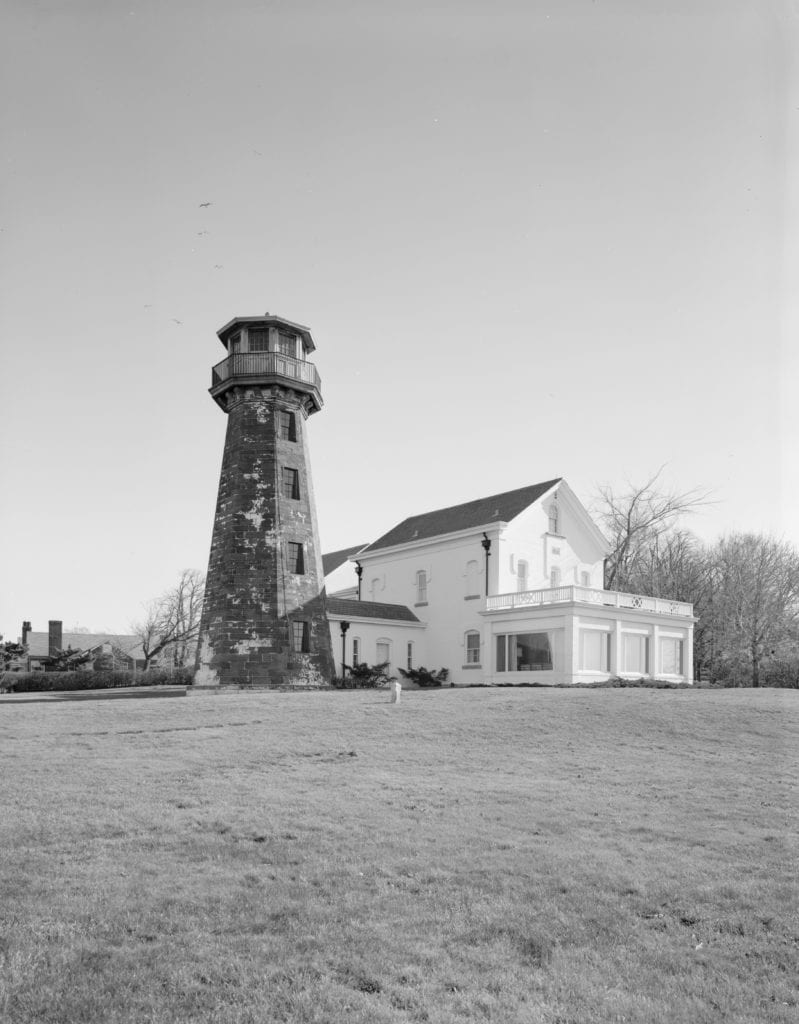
left=594, top=468, right=711, bottom=592
left=705, top=534, right=799, bottom=687
left=132, top=569, right=205, bottom=671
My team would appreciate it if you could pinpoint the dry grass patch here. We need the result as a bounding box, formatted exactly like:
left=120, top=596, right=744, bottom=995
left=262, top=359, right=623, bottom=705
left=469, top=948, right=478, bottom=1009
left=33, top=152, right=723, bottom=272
left=1, top=687, right=797, bottom=1023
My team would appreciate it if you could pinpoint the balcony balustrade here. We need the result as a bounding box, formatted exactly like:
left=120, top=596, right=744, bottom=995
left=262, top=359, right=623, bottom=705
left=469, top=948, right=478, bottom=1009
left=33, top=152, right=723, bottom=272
left=486, top=585, right=693, bottom=618
left=211, top=351, right=322, bottom=391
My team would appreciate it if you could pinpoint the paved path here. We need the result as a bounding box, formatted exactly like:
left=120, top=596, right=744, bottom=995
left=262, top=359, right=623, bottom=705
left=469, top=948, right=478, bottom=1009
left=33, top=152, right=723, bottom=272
left=0, top=686, right=187, bottom=704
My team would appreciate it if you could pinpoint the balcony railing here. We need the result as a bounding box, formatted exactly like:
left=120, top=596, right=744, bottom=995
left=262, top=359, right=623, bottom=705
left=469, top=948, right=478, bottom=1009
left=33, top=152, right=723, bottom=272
left=486, top=585, right=693, bottom=618
left=211, top=352, right=321, bottom=391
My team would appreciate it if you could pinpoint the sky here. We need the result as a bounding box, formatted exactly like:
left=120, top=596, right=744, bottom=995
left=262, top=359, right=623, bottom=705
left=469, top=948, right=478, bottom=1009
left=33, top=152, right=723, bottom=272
left=1, top=0, right=796, bottom=640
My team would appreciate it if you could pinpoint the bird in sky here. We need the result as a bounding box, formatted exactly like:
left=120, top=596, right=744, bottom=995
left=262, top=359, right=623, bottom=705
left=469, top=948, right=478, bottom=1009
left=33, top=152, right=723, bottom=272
left=199, top=202, right=212, bottom=208
left=197, top=230, right=209, bottom=235
left=172, top=318, right=183, bottom=325
left=214, top=265, right=223, bottom=269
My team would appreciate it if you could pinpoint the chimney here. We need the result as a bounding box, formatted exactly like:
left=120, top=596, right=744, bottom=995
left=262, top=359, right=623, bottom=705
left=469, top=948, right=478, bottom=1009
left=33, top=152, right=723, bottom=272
left=48, top=620, right=63, bottom=658
left=21, top=621, right=31, bottom=647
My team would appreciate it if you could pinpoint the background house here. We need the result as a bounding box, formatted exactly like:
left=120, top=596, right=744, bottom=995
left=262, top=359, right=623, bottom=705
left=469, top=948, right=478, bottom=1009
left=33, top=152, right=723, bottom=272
left=324, top=479, right=695, bottom=685
left=18, top=621, right=146, bottom=672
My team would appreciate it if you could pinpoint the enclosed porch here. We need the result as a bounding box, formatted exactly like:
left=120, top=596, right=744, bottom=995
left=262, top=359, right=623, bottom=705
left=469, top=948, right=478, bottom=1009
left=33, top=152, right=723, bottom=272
left=481, top=586, right=695, bottom=685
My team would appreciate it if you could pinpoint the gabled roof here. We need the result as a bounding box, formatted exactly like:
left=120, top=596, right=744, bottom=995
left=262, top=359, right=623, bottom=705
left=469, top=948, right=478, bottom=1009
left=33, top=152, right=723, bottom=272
left=322, top=544, right=368, bottom=577
left=326, top=598, right=421, bottom=623
left=24, top=632, right=144, bottom=661
left=362, top=479, right=562, bottom=553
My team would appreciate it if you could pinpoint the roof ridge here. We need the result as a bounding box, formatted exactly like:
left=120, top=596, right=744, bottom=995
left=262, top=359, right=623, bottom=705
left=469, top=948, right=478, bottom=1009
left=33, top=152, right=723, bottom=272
left=363, top=478, right=562, bottom=553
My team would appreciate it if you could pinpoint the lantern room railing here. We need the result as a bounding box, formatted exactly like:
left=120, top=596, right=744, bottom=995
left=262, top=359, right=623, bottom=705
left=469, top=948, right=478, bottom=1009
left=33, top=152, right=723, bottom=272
left=211, top=352, right=321, bottom=391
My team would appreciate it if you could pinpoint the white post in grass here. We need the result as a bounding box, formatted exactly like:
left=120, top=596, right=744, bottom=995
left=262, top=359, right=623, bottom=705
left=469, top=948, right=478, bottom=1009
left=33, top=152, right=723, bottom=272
left=390, top=679, right=401, bottom=704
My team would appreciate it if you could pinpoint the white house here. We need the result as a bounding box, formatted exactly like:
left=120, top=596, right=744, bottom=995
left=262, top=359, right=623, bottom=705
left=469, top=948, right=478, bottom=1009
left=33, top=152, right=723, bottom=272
left=325, top=478, right=695, bottom=685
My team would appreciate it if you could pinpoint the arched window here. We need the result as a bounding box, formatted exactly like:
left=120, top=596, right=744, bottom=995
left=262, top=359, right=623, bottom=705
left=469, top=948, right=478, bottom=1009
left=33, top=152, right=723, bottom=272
left=516, top=560, right=528, bottom=593
left=370, top=577, right=381, bottom=601
left=376, top=638, right=391, bottom=670
left=416, top=570, right=427, bottom=604
left=465, top=631, right=481, bottom=665
left=548, top=505, right=559, bottom=534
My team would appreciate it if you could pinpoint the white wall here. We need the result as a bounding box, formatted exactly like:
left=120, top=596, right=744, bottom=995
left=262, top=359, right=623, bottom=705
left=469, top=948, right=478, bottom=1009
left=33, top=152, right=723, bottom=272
left=498, top=492, right=606, bottom=594
left=327, top=615, right=427, bottom=678
left=356, top=529, right=494, bottom=679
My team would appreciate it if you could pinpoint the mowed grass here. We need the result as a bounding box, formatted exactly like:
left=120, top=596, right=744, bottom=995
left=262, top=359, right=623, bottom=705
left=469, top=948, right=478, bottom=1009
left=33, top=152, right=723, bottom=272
left=1, top=688, right=797, bottom=1024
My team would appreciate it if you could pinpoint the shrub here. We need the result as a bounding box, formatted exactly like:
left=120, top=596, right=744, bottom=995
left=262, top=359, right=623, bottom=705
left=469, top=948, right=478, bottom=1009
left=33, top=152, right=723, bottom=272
left=331, top=662, right=393, bottom=689
left=2, top=668, right=194, bottom=694
left=399, top=666, right=450, bottom=688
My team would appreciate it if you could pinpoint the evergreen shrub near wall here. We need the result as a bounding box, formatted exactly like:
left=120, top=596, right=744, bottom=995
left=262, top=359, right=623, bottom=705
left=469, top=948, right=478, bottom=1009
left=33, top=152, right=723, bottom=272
left=2, top=669, right=194, bottom=694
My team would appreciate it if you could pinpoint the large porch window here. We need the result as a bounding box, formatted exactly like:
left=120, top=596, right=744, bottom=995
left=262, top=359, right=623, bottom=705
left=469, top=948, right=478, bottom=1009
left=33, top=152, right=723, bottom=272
left=660, top=637, right=684, bottom=675
left=623, top=634, right=649, bottom=674
left=580, top=630, right=611, bottom=672
left=496, top=632, right=553, bottom=672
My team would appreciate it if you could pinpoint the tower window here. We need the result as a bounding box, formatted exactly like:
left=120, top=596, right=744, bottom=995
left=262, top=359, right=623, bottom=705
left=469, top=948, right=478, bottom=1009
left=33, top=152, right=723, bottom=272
left=277, top=411, right=297, bottom=441
left=287, top=542, right=305, bottom=574
left=249, top=328, right=269, bottom=352
left=550, top=567, right=561, bottom=588
left=228, top=332, right=241, bottom=354
left=282, top=467, right=300, bottom=500
left=416, top=570, right=427, bottom=604
left=292, top=620, right=310, bottom=653
left=548, top=505, right=559, bottom=534
left=277, top=332, right=297, bottom=357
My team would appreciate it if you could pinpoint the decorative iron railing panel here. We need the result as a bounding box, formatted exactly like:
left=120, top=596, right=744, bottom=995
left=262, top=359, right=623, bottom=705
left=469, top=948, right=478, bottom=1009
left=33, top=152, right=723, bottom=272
left=486, top=585, right=692, bottom=617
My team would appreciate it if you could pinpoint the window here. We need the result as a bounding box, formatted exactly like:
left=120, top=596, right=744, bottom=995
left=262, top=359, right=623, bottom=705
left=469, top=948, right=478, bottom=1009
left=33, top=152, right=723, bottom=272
left=287, top=542, right=305, bottom=574
left=516, top=560, right=528, bottom=593
left=277, top=332, right=297, bottom=357
left=548, top=505, right=559, bottom=534
left=282, top=467, right=300, bottom=500
left=465, top=560, right=479, bottom=598
left=277, top=410, right=296, bottom=441
left=292, top=620, right=310, bottom=653
left=580, top=571, right=591, bottom=587
left=496, top=632, right=553, bottom=672
left=550, top=566, right=561, bottom=587
left=580, top=630, right=610, bottom=672
left=660, top=638, right=684, bottom=675
left=228, top=332, right=241, bottom=354
left=376, top=639, right=391, bottom=668
left=407, top=642, right=414, bottom=670
left=623, top=634, right=649, bottom=674
left=416, top=570, right=427, bottom=604
left=249, top=328, right=269, bottom=352
left=465, top=631, right=481, bottom=665
left=352, top=637, right=360, bottom=666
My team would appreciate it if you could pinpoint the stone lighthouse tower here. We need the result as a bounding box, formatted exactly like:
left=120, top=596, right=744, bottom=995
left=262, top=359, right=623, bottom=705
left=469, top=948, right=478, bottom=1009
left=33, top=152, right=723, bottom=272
left=194, top=314, right=334, bottom=689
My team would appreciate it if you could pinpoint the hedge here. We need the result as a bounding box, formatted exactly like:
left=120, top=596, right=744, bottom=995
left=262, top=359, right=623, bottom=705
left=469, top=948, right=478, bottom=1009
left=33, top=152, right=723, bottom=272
left=1, top=668, right=194, bottom=693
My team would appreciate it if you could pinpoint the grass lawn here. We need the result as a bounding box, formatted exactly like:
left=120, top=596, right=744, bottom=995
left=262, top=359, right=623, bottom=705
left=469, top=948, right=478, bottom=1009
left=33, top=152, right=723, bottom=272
left=1, top=687, right=797, bottom=1024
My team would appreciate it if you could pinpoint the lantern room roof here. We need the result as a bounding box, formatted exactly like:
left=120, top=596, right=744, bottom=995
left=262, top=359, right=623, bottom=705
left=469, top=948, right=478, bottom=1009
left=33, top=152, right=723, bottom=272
left=216, top=313, right=315, bottom=353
